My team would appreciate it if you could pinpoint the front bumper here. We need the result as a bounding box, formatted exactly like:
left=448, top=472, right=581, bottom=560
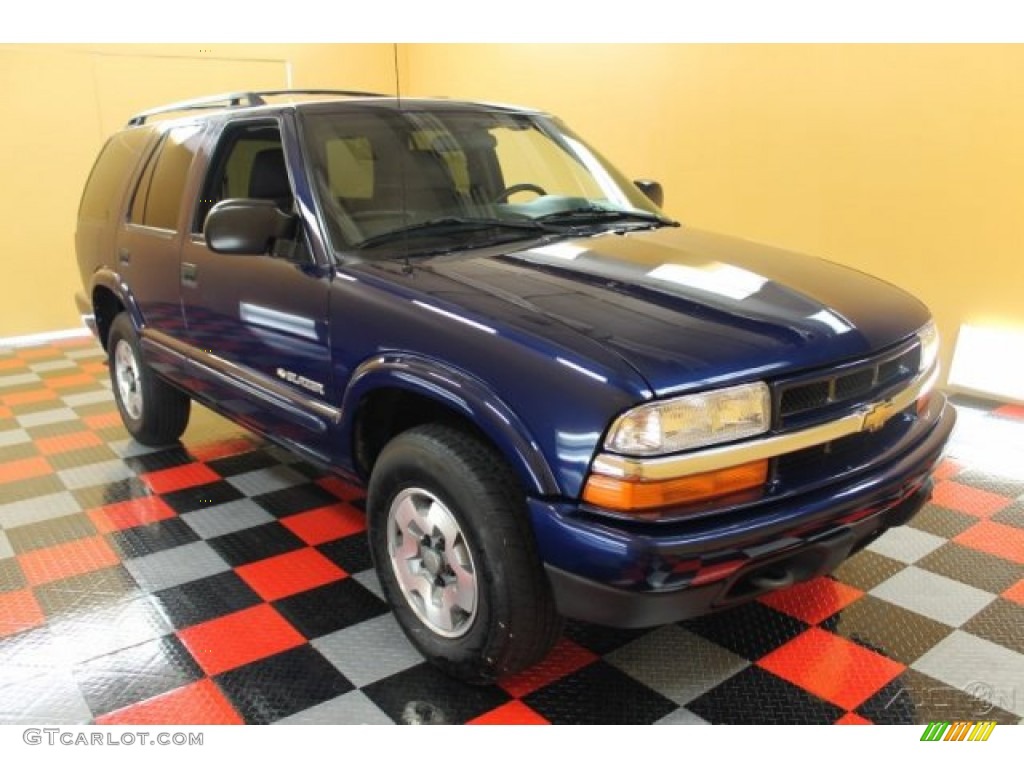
left=528, top=393, right=956, bottom=628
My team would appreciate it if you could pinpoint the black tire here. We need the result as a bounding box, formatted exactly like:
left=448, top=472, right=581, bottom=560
left=107, top=312, right=190, bottom=446
left=367, top=423, right=563, bottom=684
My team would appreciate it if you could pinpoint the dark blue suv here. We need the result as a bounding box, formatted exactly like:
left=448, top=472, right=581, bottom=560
left=75, top=90, right=955, bottom=682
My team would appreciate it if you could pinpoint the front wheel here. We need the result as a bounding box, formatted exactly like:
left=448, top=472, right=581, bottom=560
left=367, top=424, right=562, bottom=683
left=108, top=313, right=190, bottom=446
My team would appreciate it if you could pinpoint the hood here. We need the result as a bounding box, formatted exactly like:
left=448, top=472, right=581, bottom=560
left=366, top=226, right=931, bottom=398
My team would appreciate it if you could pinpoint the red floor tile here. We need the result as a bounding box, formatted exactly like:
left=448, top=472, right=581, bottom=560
left=836, top=712, right=873, bottom=725
left=0, top=405, right=10, bottom=419
left=84, top=411, right=122, bottom=430
left=81, top=361, right=108, bottom=375
left=96, top=678, right=244, bottom=725
left=178, top=604, right=305, bottom=676
left=46, top=373, right=96, bottom=390
left=932, top=459, right=963, bottom=481
left=188, top=437, right=258, bottom=462
left=931, top=481, right=1012, bottom=518
left=1, top=388, right=58, bottom=407
left=316, top=475, right=363, bottom=502
left=87, top=496, right=177, bottom=533
left=0, top=589, right=46, bottom=638
left=468, top=700, right=550, bottom=725
left=759, top=577, right=864, bottom=625
left=0, top=456, right=53, bottom=485
left=280, top=504, right=366, bottom=546
left=0, top=357, right=27, bottom=371
left=17, top=348, right=60, bottom=360
left=35, top=430, right=104, bottom=456
left=235, top=547, right=347, bottom=602
left=955, top=521, right=1024, bottom=564
left=499, top=637, right=599, bottom=698
left=141, top=463, right=221, bottom=494
left=993, top=403, right=1024, bottom=421
left=17, top=535, right=121, bottom=586
left=1003, top=580, right=1024, bottom=605
left=757, top=627, right=905, bottom=711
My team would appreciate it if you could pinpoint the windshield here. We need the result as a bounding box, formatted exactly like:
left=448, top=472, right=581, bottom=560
left=300, top=105, right=674, bottom=255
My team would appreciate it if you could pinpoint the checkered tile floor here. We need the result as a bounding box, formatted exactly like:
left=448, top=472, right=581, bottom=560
left=1, top=337, right=1023, bottom=725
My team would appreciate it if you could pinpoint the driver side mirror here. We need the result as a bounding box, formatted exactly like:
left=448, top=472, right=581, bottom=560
left=633, top=179, right=664, bottom=208
left=204, top=199, right=295, bottom=255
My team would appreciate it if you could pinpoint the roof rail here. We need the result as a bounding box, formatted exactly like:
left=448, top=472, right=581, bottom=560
left=126, top=89, right=389, bottom=126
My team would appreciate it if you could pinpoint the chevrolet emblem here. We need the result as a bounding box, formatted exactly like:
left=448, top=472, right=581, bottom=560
left=862, top=399, right=897, bottom=432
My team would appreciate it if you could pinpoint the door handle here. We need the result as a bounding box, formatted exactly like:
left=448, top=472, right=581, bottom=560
left=181, top=262, right=198, bottom=285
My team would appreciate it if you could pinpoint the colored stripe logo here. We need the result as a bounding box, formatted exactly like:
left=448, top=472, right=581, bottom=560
left=920, top=721, right=997, bottom=741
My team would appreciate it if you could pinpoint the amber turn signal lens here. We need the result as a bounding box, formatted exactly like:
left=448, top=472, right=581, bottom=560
left=582, top=460, right=769, bottom=513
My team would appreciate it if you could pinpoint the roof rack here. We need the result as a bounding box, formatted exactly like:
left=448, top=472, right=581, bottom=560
left=126, top=89, right=388, bottom=126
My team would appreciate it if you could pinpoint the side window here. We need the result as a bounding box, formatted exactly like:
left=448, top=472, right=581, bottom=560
left=194, top=121, right=291, bottom=231
left=79, top=130, right=151, bottom=222
left=128, top=124, right=202, bottom=230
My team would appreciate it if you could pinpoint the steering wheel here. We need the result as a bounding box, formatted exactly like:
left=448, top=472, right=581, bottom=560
left=492, top=183, right=548, bottom=203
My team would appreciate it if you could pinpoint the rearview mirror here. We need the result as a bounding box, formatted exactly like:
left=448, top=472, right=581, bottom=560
left=633, top=179, right=664, bottom=208
left=204, top=199, right=295, bottom=255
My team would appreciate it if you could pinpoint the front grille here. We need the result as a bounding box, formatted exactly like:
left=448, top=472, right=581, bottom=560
left=775, top=341, right=921, bottom=429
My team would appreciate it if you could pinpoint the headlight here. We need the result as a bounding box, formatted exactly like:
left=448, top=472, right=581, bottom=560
left=918, top=320, right=940, bottom=374
left=605, top=381, right=771, bottom=456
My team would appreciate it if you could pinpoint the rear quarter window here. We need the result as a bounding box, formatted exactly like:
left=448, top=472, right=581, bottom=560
left=79, top=129, right=151, bottom=222
left=129, top=124, right=204, bottom=231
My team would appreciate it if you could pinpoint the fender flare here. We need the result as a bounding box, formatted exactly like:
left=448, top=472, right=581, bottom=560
left=90, top=268, right=144, bottom=333
left=341, top=353, right=561, bottom=497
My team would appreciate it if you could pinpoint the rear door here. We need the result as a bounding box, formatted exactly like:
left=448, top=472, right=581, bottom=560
left=179, top=116, right=336, bottom=458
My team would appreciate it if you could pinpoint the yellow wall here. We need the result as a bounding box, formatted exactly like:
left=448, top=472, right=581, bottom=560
left=0, top=43, right=396, bottom=337
left=404, top=44, right=1024, bottom=378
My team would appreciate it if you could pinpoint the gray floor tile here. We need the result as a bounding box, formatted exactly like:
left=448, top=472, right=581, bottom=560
left=0, top=668, right=93, bottom=724
left=107, top=438, right=166, bottom=459
left=30, top=359, right=77, bottom=373
left=0, top=373, right=40, bottom=389
left=274, top=689, right=394, bottom=725
left=123, top=541, right=230, bottom=593
left=227, top=465, right=307, bottom=496
left=46, top=596, right=172, bottom=666
left=16, top=407, right=79, bottom=428
left=63, top=389, right=114, bottom=408
left=353, top=569, right=384, bottom=601
left=0, top=428, right=31, bottom=448
left=0, top=491, right=82, bottom=529
left=181, top=499, right=275, bottom=540
left=313, top=613, right=422, bottom=688
left=913, top=631, right=1024, bottom=717
left=0, top=530, right=12, bottom=559
left=870, top=566, right=995, bottom=626
left=58, top=459, right=137, bottom=490
left=867, top=525, right=947, bottom=564
left=655, top=707, right=709, bottom=725
left=606, top=624, right=749, bottom=705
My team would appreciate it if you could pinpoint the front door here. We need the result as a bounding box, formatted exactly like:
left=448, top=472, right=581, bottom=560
left=179, top=117, right=335, bottom=459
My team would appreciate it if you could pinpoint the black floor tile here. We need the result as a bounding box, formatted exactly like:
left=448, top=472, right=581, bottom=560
left=123, top=447, right=196, bottom=475
left=205, top=450, right=280, bottom=478
left=25, top=419, right=98, bottom=439
left=681, top=602, right=809, bottom=661
left=523, top=660, right=677, bottom=724
left=992, top=500, right=1024, bottom=530
left=215, top=645, right=354, bottom=724
left=0, top=558, right=26, bottom=593
left=5, top=513, right=99, bottom=555
left=0, top=442, right=40, bottom=464
left=206, top=523, right=305, bottom=567
left=953, top=468, right=1024, bottom=499
left=161, top=481, right=244, bottom=515
left=832, top=549, right=907, bottom=592
left=152, top=571, right=262, bottom=630
left=962, top=599, right=1024, bottom=655
left=857, top=668, right=1021, bottom=724
left=46, top=445, right=120, bottom=472
left=0, top=474, right=66, bottom=504
left=73, top=635, right=203, bottom=717
left=106, top=518, right=200, bottom=560
left=563, top=621, right=652, bottom=656
left=72, top=477, right=152, bottom=511
left=907, top=503, right=978, bottom=538
left=253, top=483, right=341, bottom=519
left=687, top=665, right=844, bottom=724
left=33, top=566, right=140, bottom=618
left=364, top=662, right=511, bottom=725
left=917, top=542, right=1024, bottom=594
left=822, top=594, right=955, bottom=665
left=316, top=534, right=373, bottom=575
left=274, top=578, right=389, bottom=640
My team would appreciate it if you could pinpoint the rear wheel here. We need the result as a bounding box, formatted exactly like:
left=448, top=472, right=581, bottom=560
left=108, top=313, right=190, bottom=446
left=367, top=423, right=562, bottom=683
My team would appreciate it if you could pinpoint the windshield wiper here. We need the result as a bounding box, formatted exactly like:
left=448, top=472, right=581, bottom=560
left=537, top=206, right=679, bottom=229
left=354, top=217, right=555, bottom=250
